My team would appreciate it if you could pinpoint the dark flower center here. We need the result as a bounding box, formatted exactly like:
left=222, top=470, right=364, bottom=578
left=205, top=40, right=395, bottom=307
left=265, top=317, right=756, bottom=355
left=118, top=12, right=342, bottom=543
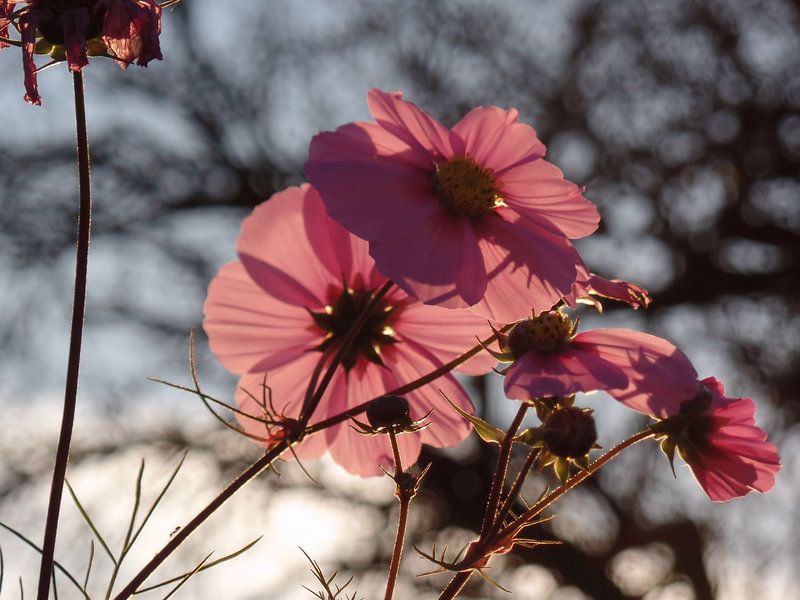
left=35, top=0, right=106, bottom=45
left=507, top=310, right=576, bottom=358
left=433, top=156, right=503, bottom=218
left=308, top=284, right=397, bottom=372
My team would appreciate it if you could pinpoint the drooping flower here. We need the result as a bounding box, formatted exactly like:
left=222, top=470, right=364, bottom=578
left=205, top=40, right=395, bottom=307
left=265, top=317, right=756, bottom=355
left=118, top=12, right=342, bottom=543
left=203, top=184, right=496, bottom=477
left=305, top=89, right=600, bottom=322
left=1, top=2, right=14, bottom=49
left=652, top=377, right=780, bottom=501
left=495, top=309, right=699, bottom=415
left=2, top=0, right=161, bottom=104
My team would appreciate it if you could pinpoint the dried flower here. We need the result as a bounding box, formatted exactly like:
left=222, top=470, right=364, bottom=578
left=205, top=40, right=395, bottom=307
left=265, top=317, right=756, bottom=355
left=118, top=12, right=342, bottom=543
left=2, top=0, right=162, bottom=104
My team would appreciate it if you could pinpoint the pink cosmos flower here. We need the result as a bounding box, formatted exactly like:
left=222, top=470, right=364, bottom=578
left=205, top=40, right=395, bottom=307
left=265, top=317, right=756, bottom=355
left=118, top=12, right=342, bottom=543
left=653, top=377, right=780, bottom=502
left=496, top=310, right=699, bottom=416
left=305, top=89, right=600, bottom=323
left=203, top=184, right=496, bottom=477
left=2, top=0, right=161, bottom=104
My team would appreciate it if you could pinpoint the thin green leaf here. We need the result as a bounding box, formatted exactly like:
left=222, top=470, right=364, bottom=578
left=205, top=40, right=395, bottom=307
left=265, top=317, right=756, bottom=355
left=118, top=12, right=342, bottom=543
left=442, top=393, right=506, bottom=445
left=126, top=450, right=188, bottom=551
left=1, top=545, right=5, bottom=595
left=82, top=540, right=94, bottom=592
left=18, top=575, right=23, bottom=600
left=122, top=459, right=146, bottom=553
left=515, top=427, right=544, bottom=447
left=0, top=523, right=89, bottom=599
left=65, top=480, right=117, bottom=565
left=133, top=537, right=262, bottom=594
left=160, top=552, right=213, bottom=600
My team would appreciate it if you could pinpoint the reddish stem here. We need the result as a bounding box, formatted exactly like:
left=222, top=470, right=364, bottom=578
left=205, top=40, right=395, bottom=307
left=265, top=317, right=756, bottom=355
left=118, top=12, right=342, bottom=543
left=37, top=70, right=92, bottom=600
left=478, top=403, right=528, bottom=541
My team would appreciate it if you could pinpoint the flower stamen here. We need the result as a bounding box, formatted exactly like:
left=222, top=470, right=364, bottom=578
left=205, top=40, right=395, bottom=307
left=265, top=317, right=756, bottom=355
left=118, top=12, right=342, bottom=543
left=434, top=156, right=503, bottom=218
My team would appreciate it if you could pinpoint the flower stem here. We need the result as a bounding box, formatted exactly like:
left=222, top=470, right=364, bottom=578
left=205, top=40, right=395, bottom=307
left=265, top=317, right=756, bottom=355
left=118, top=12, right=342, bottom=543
left=478, top=403, right=528, bottom=541
left=115, top=324, right=510, bottom=598
left=37, top=70, right=93, bottom=600
left=112, top=441, right=289, bottom=600
left=384, top=431, right=408, bottom=600
left=497, top=429, right=654, bottom=540
left=436, top=429, right=655, bottom=600
left=437, top=572, right=472, bottom=600
left=306, top=324, right=513, bottom=436
left=494, top=446, right=539, bottom=530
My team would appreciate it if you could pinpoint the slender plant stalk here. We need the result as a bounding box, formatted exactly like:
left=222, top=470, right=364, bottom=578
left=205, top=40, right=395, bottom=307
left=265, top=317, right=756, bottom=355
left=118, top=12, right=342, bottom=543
left=37, top=70, right=93, bottom=600
left=438, top=572, right=472, bottom=600
left=436, top=429, right=655, bottom=600
left=115, top=323, right=508, bottom=598
left=384, top=432, right=408, bottom=600
left=306, top=324, right=513, bottom=436
left=494, top=446, right=539, bottom=530
left=478, top=403, right=528, bottom=541
left=497, top=429, right=654, bottom=539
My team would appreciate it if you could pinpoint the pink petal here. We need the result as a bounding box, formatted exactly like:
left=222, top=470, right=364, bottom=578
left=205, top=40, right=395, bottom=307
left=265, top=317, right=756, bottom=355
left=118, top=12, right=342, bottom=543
left=203, top=261, right=317, bottom=374
left=324, top=367, right=422, bottom=477
left=237, top=185, right=332, bottom=307
left=306, top=123, right=444, bottom=242
left=689, top=460, right=753, bottom=502
left=395, top=302, right=497, bottom=376
left=502, top=159, right=600, bottom=239
left=572, top=329, right=698, bottom=417
left=367, top=88, right=454, bottom=159
left=471, top=211, right=581, bottom=321
left=451, top=105, right=546, bottom=171
left=370, top=210, right=488, bottom=307
left=503, top=347, right=628, bottom=401
left=382, top=342, right=475, bottom=448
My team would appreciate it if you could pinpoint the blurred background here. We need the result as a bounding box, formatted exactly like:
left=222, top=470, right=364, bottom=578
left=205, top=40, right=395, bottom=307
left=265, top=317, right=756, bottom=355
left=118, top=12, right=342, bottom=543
left=1, top=0, right=799, bottom=598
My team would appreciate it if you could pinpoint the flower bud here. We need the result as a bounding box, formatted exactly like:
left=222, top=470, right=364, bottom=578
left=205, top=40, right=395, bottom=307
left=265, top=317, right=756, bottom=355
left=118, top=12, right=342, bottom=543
left=507, top=310, right=576, bottom=358
left=542, top=407, right=597, bottom=459
left=366, top=395, right=412, bottom=429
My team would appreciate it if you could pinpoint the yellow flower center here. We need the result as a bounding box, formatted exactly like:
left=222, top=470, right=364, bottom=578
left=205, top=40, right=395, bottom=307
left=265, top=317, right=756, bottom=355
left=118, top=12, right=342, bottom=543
left=433, top=156, right=503, bottom=218
left=508, top=310, right=577, bottom=357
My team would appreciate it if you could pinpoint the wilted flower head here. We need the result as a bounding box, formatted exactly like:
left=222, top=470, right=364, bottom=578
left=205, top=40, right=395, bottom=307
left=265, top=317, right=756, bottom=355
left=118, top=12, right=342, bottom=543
left=204, top=184, right=496, bottom=477
left=305, top=89, right=601, bottom=322
left=652, top=377, right=780, bottom=502
left=2, top=0, right=162, bottom=104
left=495, top=309, right=699, bottom=415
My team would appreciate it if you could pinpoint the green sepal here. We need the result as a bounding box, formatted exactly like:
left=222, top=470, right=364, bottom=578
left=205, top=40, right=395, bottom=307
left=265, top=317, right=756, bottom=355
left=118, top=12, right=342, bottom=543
left=445, top=396, right=505, bottom=445
left=515, top=426, right=545, bottom=447
left=659, top=436, right=678, bottom=479
left=34, top=39, right=54, bottom=55
left=554, top=458, right=571, bottom=485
